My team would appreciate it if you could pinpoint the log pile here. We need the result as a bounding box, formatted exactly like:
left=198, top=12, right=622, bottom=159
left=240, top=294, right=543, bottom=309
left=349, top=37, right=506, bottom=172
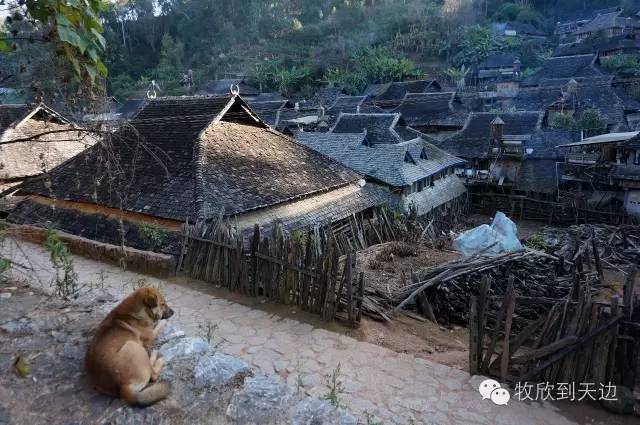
left=544, top=224, right=640, bottom=268
left=361, top=249, right=575, bottom=325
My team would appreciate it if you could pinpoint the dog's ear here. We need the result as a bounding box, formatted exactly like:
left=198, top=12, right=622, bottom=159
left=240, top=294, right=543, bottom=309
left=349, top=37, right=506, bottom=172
left=143, top=292, right=158, bottom=308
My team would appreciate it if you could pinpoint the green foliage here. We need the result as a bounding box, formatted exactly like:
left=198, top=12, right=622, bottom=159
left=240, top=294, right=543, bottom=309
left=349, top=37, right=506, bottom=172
left=253, top=59, right=312, bottom=96
left=525, top=233, right=547, bottom=250
left=550, top=110, right=608, bottom=137
left=323, top=47, right=419, bottom=94
left=579, top=109, right=608, bottom=137
left=493, top=2, right=543, bottom=28
left=154, top=34, right=187, bottom=95
left=601, top=55, right=640, bottom=77
left=138, top=223, right=170, bottom=252
left=322, top=363, right=345, bottom=410
left=25, top=0, right=108, bottom=84
left=44, top=228, right=78, bottom=300
left=550, top=113, right=578, bottom=131
left=451, top=26, right=521, bottom=66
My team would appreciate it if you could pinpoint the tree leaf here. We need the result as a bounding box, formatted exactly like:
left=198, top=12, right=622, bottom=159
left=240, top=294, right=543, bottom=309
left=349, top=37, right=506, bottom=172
left=96, top=59, right=108, bottom=77
left=85, top=63, right=98, bottom=83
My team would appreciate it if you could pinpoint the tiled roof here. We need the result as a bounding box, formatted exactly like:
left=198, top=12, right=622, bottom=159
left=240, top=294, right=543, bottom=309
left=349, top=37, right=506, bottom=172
left=514, top=80, right=627, bottom=126
left=233, top=183, right=393, bottom=235
left=20, top=96, right=360, bottom=221
left=576, top=10, right=629, bottom=34
left=391, top=92, right=467, bottom=127
left=0, top=104, right=96, bottom=181
left=304, top=87, right=346, bottom=109
left=331, top=113, right=403, bottom=145
left=374, top=80, right=441, bottom=109
left=324, top=96, right=367, bottom=124
left=517, top=160, right=559, bottom=193
left=245, top=92, right=285, bottom=102
left=247, top=100, right=289, bottom=128
left=117, top=99, right=146, bottom=119
left=437, top=112, right=543, bottom=158
left=198, top=79, right=259, bottom=96
left=295, top=131, right=464, bottom=187
left=554, top=36, right=640, bottom=56
left=527, top=129, right=581, bottom=159
left=521, top=54, right=605, bottom=87
left=478, top=54, right=517, bottom=69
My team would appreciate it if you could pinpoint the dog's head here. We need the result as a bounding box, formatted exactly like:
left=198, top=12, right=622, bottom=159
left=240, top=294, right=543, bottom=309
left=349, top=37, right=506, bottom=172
left=138, top=287, right=174, bottom=321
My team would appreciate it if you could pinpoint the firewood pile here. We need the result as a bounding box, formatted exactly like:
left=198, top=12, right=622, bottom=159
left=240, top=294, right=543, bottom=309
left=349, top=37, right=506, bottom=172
left=361, top=249, right=576, bottom=325
left=542, top=224, right=640, bottom=268
left=361, top=224, right=638, bottom=326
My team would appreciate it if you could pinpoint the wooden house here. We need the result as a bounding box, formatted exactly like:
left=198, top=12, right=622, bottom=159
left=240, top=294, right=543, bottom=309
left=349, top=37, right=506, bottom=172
left=12, top=96, right=389, bottom=252
left=0, top=103, right=96, bottom=192
left=295, top=113, right=467, bottom=216
left=435, top=112, right=572, bottom=198
left=557, top=131, right=640, bottom=216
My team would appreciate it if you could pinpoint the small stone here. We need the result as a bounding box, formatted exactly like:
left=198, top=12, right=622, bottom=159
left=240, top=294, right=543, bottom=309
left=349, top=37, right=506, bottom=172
left=194, top=353, right=250, bottom=389
left=159, top=337, right=209, bottom=362
left=226, top=375, right=293, bottom=423
left=0, top=293, right=12, bottom=299
left=273, top=360, right=288, bottom=374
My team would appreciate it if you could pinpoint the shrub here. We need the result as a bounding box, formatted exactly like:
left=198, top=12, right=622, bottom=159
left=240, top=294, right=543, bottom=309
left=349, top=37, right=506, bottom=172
left=44, top=228, right=79, bottom=300
left=139, top=223, right=170, bottom=252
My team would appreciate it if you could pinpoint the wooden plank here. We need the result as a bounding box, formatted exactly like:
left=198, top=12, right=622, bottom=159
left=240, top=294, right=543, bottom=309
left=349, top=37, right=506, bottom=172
left=187, top=234, right=236, bottom=250
left=356, top=272, right=364, bottom=323
left=515, top=315, right=622, bottom=383
left=469, top=296, right=480, bottom=375
left=480, top=284, right=511, bottom=372
left=501, top=281, right=516, bottom=380
left=623, top=266, right=638, bottom=321
left=254, top=252, right=320, bottom=279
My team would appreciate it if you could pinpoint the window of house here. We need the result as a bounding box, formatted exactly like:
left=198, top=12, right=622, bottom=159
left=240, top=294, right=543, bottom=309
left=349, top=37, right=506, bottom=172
left=404, top=152, right=416, bottom=164
left=362, top=137, right=371, bottom=147
left=420, top=148, right=428, bottom=160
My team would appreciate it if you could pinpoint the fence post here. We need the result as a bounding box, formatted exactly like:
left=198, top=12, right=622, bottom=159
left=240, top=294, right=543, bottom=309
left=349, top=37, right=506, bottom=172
left=250, top=224, right=260, bottom=296
left=469, top=295, right=479, bottom=375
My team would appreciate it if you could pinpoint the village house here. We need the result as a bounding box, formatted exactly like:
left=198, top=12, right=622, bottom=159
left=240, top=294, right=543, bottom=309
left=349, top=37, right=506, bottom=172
left=474, top=54, right=521, bottom=84
left=491, top=22, right=547, bottom=39
left=574, top=9, right=640, bottom=41
left=557, top=131, right=640, bottom=216
left=245, top=99, right=293, bottom=128
left=554, top=35, right=640, bottom=58
left=295, top=113, right=467, bottom=216
left=521, top=54, right=607, bottom=87
left=434, top=111, right=572, bottom=198
left=11, top=96, right=389, bottom=251
left=514, top=77, right=637, bottom=132
left=390, top=92, right=468, bottom=140
left=0, top=103, right=96, bottom=193
left=364, top=80, right=442, bottom=110
left=555, top=7, right=622, bottom=38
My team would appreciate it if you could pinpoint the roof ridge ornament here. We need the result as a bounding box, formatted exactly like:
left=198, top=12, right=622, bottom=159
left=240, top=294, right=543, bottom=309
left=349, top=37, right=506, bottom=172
left=230, top=84, right=240, bottom=96
left=147, top=80, right=159, bottom=99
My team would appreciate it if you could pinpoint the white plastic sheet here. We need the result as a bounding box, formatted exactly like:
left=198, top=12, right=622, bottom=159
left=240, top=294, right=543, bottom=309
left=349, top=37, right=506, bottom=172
left=453, top=212, right=523, bottom=256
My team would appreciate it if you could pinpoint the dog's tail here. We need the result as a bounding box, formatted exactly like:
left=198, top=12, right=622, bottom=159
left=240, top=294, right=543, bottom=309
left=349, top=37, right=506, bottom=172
left=121, top=381, right=171, bottom=406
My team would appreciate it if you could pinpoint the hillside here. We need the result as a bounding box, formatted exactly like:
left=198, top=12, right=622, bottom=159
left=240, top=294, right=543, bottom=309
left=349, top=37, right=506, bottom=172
left=99, top=0, right=629, bottom=100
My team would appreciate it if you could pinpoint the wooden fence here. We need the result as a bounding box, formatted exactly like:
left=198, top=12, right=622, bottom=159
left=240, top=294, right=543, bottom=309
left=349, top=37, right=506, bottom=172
left=470, top=192, right=637, bottom=225
left=469, top=232, right=640, bottom=390
left=177, top=217, right=365, bottom=326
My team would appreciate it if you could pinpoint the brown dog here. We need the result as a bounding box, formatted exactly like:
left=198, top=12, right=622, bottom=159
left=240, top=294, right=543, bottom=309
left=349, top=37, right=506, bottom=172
left=85, top=286, right=174, bottom=406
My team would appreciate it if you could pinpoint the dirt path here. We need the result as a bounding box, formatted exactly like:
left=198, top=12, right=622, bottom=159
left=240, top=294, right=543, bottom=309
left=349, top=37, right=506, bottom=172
left=2, top=238, right=636, bottom=425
